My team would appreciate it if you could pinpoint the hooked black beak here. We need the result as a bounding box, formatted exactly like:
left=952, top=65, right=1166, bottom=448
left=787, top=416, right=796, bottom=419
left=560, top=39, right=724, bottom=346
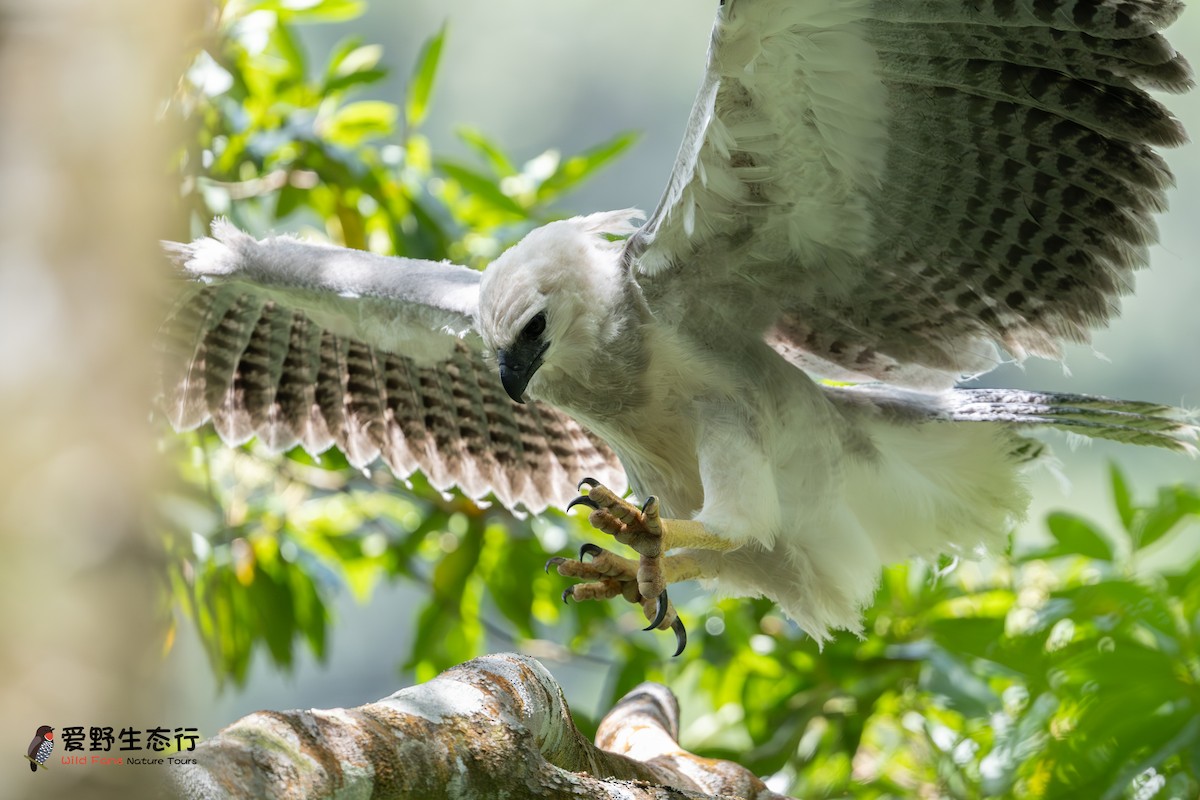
left=497, top=342, right=547, bottom=404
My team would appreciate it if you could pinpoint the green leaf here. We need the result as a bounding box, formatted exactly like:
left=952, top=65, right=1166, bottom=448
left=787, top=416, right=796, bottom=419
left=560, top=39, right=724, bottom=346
left=322, top=100, right=398, bottom=147
left=1100, top=714, right=1200, bottom=800
left=324, top=38, right=387, bottom=95
left=325, top=35, right=365, bottom=72
left=248, top=0, right=367, bottom=23
left=925, top=616, right=1011, bottom=664
left=1137, top=484, right=1200, bottom=550
left=1166, top=556, right=1200, bottom=601
left=608, top=642, right=661, bottom=704
left=480, top=529, right=537, bottom=638
left=456, top=126, right=517, bottom=177
left=274, top=183, right=306, bottom=219
left=326, top=37, right=377, bottom=75
left=536, top=131, right=639, bottom=200
left=405, top=23, right=446, bottom=130
left=919, top=646, right=999, bottom=718
left=405, top=524, right=484, bottom=677
left=1043, top=512, right=1114, bottom=561
left=325, top=68, right=388, bottom=96
left=1054, top=581, right=1178, bottom=651
left=435, top=159, right=527, bottom=217
left=400, top=194, right=452, bottom=260
left=1109, top=462, right=1136, bottom=533
left=250, top=564, right=295, bottom=667
left=268, top=21, right=306, bottom=85
left=289, top=563, right=328, bottom=660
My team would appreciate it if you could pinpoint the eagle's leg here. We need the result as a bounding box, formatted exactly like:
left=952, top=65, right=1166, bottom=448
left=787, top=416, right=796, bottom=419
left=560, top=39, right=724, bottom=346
left=546, top=544, right=706, bottom=656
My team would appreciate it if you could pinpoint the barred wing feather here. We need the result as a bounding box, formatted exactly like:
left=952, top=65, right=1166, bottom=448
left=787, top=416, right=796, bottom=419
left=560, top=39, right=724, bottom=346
left=629, top=0, right=1191, bottom=388
left=160, top=225, right=625, bottom=513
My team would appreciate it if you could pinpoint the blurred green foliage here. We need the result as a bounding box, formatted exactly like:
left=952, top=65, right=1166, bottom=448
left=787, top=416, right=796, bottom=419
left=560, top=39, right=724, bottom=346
left=669, top=465, right=1200, bottom=800
left=159, top=3, right=1200, bottom=798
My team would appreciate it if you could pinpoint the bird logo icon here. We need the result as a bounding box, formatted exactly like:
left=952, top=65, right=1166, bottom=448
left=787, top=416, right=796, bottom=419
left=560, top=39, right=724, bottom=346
left=25, top=725, right=53, bottom=772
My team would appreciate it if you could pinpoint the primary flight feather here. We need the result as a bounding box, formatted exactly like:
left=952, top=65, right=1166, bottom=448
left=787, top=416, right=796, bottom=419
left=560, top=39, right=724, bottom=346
left=163, top=0, right=1195, bottom=650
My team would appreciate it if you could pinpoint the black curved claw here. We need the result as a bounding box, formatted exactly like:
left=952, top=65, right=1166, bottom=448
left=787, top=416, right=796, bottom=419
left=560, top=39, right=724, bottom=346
left=579, top=542, right=603, bottom=561
left=577, top=477, right=601, bottom=492
left=642, top=495, right=657, bottom=515
left=561, top=588, right=573, bottom=604
left=566, top=495, right=600, bottom=513
left=671, top=617, right=688, bottom=657
left=643, top=590, right=669, bottom=631
left=544, top=556, right=565, bottom=574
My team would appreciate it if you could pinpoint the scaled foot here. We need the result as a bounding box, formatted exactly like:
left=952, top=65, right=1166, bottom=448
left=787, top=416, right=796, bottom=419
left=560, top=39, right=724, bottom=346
left=546, top=542, right=687, bottom=656
left=549, top=478, right=687, bottom=655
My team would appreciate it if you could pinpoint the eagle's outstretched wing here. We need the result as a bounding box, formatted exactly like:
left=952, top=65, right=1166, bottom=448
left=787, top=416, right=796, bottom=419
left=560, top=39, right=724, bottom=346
left=161, top=222, right=625, bottom=512
left=627, top=0, right=1191, bottom=388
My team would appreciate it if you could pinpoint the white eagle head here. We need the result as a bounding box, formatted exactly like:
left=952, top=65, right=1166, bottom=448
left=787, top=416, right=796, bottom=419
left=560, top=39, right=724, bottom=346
left=477, top=209, right=642, bottom=403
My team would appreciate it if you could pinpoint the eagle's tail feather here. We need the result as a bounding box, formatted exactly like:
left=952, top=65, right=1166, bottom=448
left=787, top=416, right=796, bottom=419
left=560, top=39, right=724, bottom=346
left=948, top=389, right=1198, bottom=454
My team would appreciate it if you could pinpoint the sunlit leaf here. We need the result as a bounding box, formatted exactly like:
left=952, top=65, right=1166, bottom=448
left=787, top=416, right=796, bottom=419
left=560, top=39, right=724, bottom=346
left=436, top=159, right=526, bottom=217
left=536, top=131, right=638, bottom=201
left=322, top=100, right=398, bottom=146
left=327, top=38, right=381, bottom=76
left=324, top=38, right=387, bottom=94
left=326, top=67, right=387, bottom=96
left=248, top=0, right=367, bottom=23
left=456, top=126, right=517, bottom=177
left=404, top=23, right=446, bottom=129
left=268, top=21, right=306, bottom=85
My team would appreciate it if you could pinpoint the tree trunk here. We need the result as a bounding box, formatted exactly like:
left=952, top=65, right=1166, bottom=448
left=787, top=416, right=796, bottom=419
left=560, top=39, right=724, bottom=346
left=172, top=653, right=794, bottom=800
left=0, top=1, right=199, bottom=798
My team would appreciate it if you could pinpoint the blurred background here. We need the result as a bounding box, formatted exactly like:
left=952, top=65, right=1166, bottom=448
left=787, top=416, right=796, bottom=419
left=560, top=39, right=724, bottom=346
left=4, top=1, right=1199, bottom=798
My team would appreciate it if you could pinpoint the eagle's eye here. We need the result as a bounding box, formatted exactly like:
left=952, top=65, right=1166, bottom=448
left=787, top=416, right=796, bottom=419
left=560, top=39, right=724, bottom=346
left=521, top=312, right=547, bottom=340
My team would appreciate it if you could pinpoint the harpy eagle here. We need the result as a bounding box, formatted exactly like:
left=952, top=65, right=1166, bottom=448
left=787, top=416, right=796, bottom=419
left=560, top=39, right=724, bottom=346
left=162, top=0, right=1195, bottom=654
